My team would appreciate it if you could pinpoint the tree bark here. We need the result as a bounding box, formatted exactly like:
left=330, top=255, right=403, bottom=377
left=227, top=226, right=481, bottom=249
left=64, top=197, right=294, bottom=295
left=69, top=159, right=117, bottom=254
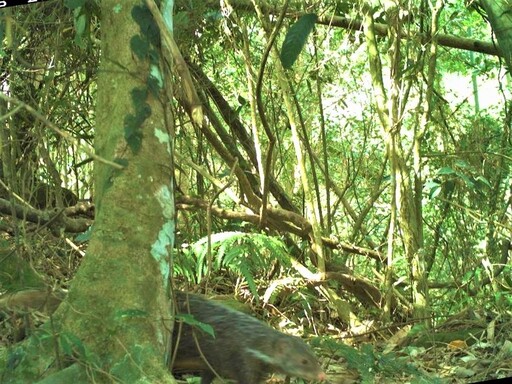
left=2, top=1, right=176, bottom=382
left=479, top=0, right=512, bottom=70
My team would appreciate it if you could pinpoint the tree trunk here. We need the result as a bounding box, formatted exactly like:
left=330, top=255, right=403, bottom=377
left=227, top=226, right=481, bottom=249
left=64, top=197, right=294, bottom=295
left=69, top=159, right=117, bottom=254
left=2, top=1, right=176, bottom=382
left=479, top=0, right=512, bottom=70
left=362, top=3, right=427, bottom=320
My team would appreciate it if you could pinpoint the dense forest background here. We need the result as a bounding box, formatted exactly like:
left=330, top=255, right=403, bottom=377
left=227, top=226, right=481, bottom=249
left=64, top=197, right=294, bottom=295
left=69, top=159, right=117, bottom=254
left=1, top=0, right=511, bottom=383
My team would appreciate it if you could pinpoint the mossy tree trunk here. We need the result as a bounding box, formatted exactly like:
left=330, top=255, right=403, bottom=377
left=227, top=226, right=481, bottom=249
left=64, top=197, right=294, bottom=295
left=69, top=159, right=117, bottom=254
left=2, top=1, right=176, bottom=382
left=479, top=0, right=512, bottom=71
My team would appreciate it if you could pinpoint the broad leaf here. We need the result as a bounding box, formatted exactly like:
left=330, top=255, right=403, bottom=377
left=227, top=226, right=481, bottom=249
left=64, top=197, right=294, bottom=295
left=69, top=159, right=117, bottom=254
left=280, top=14, right=317, bottom=69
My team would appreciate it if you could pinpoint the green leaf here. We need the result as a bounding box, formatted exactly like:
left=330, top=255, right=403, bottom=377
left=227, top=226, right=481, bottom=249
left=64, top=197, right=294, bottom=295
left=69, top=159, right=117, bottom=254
left=148, top=67, right=163, bottom=96
left=60, top=332, right=86, bottom=359
left=75, top=226, right=93, bottom=243
left=458, top=173, right=474, bottom=189
left=424, top=180, right=441, bottom=199
left=68, top=5, right=89, bottom=49
left=130, top=35, right=149, bottom=60
left=437, top=167, right=455, bottom=176
left=132, top=5, right=154, bottom=31
left=239, top=262, right=257, bottom=297
left=132, top=5, right=160, bottom=47
left=454, top=159, right=470, bottom=169
left=280, top=14, right=317, bottom=69
left=123, top=87, right=151, bottom=153
left=124, top=117, right=143, bottom=153
left=75, top=12, right=87, bottom=36
left=475, top=175, right=491, bottom=189
left=176, top=313, right=215, bottom=337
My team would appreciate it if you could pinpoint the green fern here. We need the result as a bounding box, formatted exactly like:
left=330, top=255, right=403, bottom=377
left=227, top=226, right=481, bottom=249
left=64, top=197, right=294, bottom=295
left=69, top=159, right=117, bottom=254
left=177, top=232, right=290, bottom=294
